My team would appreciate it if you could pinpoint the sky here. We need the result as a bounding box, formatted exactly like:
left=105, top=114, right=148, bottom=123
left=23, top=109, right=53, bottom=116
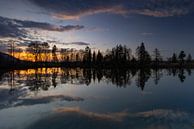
left=0, top=0, right=194, bottom=57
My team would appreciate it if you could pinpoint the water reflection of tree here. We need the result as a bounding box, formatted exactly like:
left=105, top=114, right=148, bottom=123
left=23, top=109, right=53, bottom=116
left=136, top=69, right=151, bottom=90
left=83, top=69, right=92, bottom=85
left=178, top=69, right=186, bottom=83
left=60, top=68, right=85, bottom=85
left=167, top=68, right=187, bottom=83
left=104, top=69, right=132, bottom=87
left=152, top=69, right=163, bottom=85
left=27, top=68, right=52, bottom=91
left=186, top=68, right=192, bottom=76
left=167, top=68, right=179, bottom=77
left=52, top=68, right=58, bottom=87
left=8, top=71, right=15, bottom=94
left=1, top=68, right=193, bottom=93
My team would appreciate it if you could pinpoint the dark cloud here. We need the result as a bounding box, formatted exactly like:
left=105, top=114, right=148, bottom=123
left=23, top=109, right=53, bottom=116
left=0, top=16, right=84, bottom=38
left=0, top=16, right=27, bottom=38
left=29, top=0, right=194, bottom=19
left=63, top=42, right=90, bottom=46
left=18, top=20, right=84, bottom=31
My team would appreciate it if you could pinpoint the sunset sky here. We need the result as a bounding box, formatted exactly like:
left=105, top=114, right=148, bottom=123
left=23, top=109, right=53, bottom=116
left=0, top=0, right=194, bottom=57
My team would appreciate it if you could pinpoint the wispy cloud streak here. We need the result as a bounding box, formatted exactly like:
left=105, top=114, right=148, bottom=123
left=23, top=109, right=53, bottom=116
left=29, top=0, right=194, bottom=19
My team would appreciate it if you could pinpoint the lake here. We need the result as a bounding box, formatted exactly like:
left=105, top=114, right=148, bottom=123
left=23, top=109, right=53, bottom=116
left=0, top=68, right=194, bottom=129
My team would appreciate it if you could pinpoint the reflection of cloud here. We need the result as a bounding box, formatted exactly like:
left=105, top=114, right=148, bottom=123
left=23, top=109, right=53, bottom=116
left=0, top=16, right=84, bottom=38
left=55, top=108, right=189, bottom=122
left=27, top=107, right=194, bottom=129
left=55, top=107, right=128, bottom=122
left=18, top=95, right=84, bottom=106
left=0, top=89, right=84, bottom=109
left=0, top=87, right=29, bottom=109
left=29, top=0, right=194, bottom=19
left=135, top=109, right=188, bottom=120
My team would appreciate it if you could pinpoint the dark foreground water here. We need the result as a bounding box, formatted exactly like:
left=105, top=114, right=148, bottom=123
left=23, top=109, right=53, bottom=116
left=0, top=68, right=194, bottom=129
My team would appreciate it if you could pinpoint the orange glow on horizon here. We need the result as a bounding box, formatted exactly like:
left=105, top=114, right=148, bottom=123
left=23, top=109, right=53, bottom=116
left=10, top=51, right=86, bottom=62
left=10, top=52, right=53, bottom=62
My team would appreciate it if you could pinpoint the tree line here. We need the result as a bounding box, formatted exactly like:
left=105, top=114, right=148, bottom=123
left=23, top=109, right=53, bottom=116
left=79, top=42, right=193, bottom=68
left=6, top=41, right=194, bottom=68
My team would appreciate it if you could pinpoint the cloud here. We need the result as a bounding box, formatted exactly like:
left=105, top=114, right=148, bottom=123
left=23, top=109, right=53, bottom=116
left=62, top=42, right=90, bottom=46
left=0, top=16, right=84, bottom=38
left=141, top=32, right=153, bottom=36
left=29, top=0, right=194, bottom=20
left=53, top=5, right=128, bottom=20
left=21, top=22, right=84, bottom=32
left=86, top=27, right=109, bottom=32
left=0, top=17, right=27, bottom=38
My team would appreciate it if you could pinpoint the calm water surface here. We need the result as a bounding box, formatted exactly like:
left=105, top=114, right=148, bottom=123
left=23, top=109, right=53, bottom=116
left=0, top=68, right=194, bottom=129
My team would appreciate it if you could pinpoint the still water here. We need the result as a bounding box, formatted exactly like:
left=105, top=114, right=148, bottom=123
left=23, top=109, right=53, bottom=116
left=0, top=68, right=194, bottom=129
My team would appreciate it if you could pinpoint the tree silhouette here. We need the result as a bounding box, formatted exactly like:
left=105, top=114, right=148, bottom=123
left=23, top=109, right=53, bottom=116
left=83, top=46, right=92, bottom=65
left=92, top=51, right=96, bottom=64
left=110, top=44, right=131, bottom=67
left=28, top=41, right=42, bottom=62
left=172, top=53, right=178, bottom=63
left=187, top=54, right=192, bottom=63
left=136, top=42, right=151, bottom=65
left=52, top=45, right=58, bottom=62
left=76, top=53, right=79, bottom=62
left=96, top=50, right=103, bottom=65
left=178, top=51, right=186, bottom=65
left=153, top=48, right=162, bottom=65
left=42, top=42, right=50, bottom=62
left=88, top=49, right=92, bottom=63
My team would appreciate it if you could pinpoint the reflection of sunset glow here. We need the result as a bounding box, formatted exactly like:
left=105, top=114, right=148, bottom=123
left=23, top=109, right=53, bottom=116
left=15, top=68, right=61, bottom=75
left=13, top=68, right=83, bottom=76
